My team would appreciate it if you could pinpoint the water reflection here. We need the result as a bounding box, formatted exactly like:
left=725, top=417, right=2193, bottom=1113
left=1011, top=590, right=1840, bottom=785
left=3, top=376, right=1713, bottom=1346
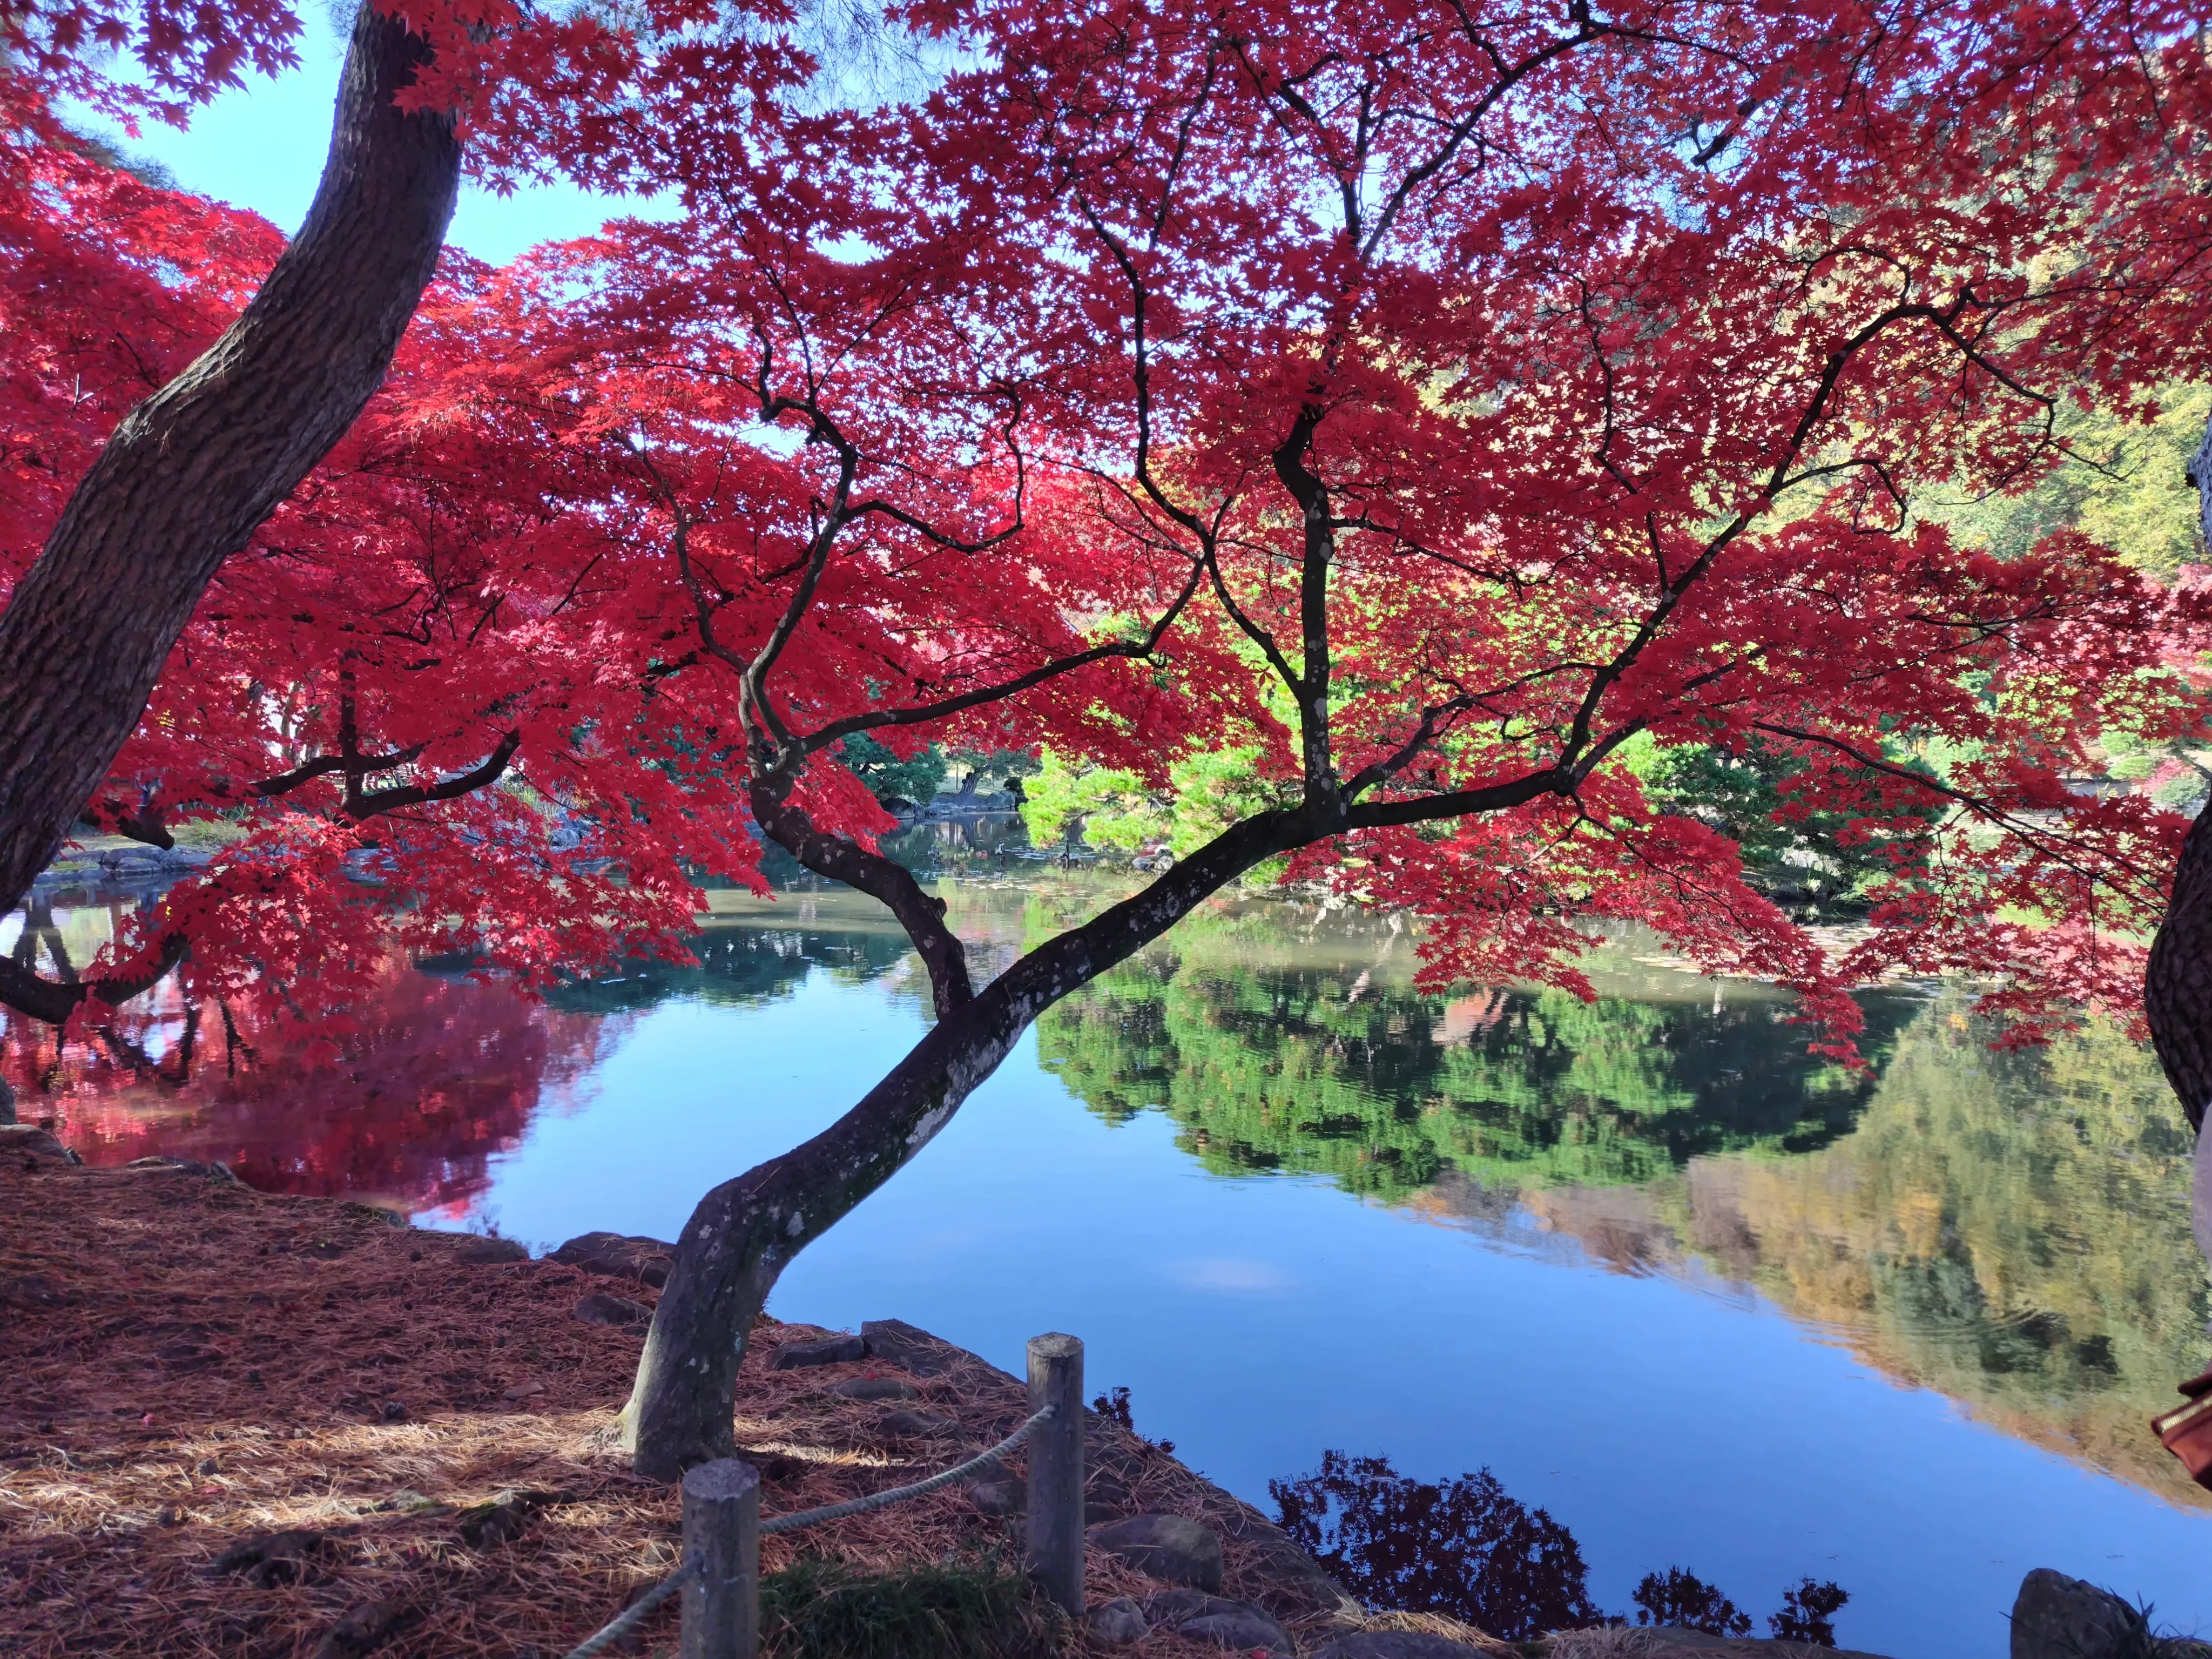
left=1270, top=1451, right=1854, bottom=1644
left=1272, top=1451, right=1606, bottom=1638
left=6, top=878, right=2207, bottom=1519
left=1036, top=915, right=1925, bottom=1194
left=4, top=890, right=925, bottom=1213
left=1033, top=909, right=2211, bottom=1512
left=8, top=962, right=610, bottom=1212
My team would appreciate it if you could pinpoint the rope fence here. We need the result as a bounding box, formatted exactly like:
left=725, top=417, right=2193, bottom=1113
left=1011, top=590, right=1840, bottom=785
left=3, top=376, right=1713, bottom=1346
left=556, top=1332, right=1086, bottom=1659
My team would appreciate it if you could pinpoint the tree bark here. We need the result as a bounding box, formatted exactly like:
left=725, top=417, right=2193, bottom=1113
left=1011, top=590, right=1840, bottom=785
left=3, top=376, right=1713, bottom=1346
left=0, top=3, right=462, bottom=919
left=2147, top=413, right=2212, bottom=1131
left=619, top=805, right=1315, bottom=1479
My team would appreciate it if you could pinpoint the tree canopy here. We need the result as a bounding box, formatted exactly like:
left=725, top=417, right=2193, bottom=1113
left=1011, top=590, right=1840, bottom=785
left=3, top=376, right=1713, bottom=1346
left=8, top=0, right=2212, bottom=1472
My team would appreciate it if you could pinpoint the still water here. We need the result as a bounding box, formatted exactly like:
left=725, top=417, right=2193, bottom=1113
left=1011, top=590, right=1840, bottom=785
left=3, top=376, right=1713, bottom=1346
left=11, top=872, right=2212, bottom=1658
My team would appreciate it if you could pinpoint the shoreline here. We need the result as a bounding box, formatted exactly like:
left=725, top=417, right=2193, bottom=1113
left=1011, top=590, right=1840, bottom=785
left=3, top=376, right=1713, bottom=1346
left=1, top=1131, right=1903, bottom=1659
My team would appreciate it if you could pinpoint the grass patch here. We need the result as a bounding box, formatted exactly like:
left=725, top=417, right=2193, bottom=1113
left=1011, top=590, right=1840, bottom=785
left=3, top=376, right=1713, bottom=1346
left=759, top=1554, right=1063, bottom=1659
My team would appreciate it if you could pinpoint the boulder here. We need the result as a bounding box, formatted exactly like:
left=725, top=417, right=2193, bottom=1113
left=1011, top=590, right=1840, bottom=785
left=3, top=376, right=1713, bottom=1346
left=1088, top=1513, right=1225, bottom=1593
left=861, top=1317, right=962, bottom=1377
left=127, top=1155, right=221, bottom=1177
left=1087, top=1467, right=1134, bottom=1522
left=572, top=1292, right=652, bottom=1327
left=210, top=1528, right=331, bottom=1588
left=828, top=1376, right=919, bottom=1402
left=1309, top=1635, right=1496, bottom=1659
left=768, top=1333, right=866, bottom=1370
left=732, top=1448, right=808, bottom=1483
left=1085, top=1597, right=1150, bottom=1647
left=1181, top=1610, right=1296, bottom=1655
left=457, top=1488, right=561, bottom=1549
left=550, top=1231, right=675, bottom=1286
left=1141, top=1590, right=1292, bottom=1655
left=878, top=1407, right=957, bottom=1439
left=0, top=1124, right=79, bottom=1167
left=308, top=1600, right=407, bottom=1659
left=2011, top=1569, right=2147, bottom=1659
left=965, top=1475, right=1022, bottom=1516
left=455, top=1236, right=529, bottom=1265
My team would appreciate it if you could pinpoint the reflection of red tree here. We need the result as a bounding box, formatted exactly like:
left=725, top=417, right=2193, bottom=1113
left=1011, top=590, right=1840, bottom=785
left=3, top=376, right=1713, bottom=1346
left=2, top=963, right=613, bottom=1212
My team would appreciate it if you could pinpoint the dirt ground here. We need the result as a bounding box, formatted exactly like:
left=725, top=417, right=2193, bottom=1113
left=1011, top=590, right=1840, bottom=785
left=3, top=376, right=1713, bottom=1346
left=0, top=1141, right=1394, bottom=1659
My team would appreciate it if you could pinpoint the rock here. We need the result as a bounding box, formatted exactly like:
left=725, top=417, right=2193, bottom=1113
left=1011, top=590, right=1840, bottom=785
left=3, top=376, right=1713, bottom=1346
left=2011, top=1569, right=2148, bottom=1659
left=0, top=1124, right=79, bottom=1167
left=308, top=1600, right=407, bottom=1659
left=768, top=1333, right=866, bottom=1370
left=457, top=1489, right=561, bottom=1549
left=501, top=1381, right=547, bottom=1402
left=379, top=1400, right=408, bottom=1422
left=828, top=1376, right=918, bottom=1401
left=1308, top=1634, right=1496, bottom=1659
left=1180, top=1610, right=1296, bottom=1654
left=1085, top=1597, right=1150, bottom=1647
left=1140, top=1590, right=1292, bottom=1653
left=861, top=1317, right=962, bottom=1377
left=1085, top=1466, right=1134, bottom=1523
left=210, top=1528, right=329, bottom=1588
left=455, top=1235, right=528, bottom=1265
left=732, top=1447, right=808, bottom=1483
left=966, top=1476, right=1022, bottom=1516
left=1138, top=1589, right=1242, bottom=1625
left=550, top=1231, right=675, bottom=1286
left=878, top=1408, right=957, bottom=1438
left=1089, top=1513, right=1225, bottom=1593
left=572, top=1292, right=652, bottom=1327
left=127, top=1155, right=219, bottom=1176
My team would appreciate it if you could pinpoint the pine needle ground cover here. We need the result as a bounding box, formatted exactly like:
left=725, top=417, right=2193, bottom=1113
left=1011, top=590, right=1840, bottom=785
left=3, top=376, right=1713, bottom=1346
left=0, top=1151, right=1344, bottom=1658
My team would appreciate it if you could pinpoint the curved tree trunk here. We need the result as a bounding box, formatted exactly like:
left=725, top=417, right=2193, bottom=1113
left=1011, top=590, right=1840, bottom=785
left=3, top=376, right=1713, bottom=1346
left=0, top=3, right=462, bottom=918
left=619, top=806, right=1314, bottom=1479
left=2147, top=413, right=2212, bottom=1132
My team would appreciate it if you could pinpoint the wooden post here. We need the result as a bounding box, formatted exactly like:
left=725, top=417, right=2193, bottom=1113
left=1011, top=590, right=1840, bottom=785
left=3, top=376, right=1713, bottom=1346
left=680, top=1458, right=759, bottom=1659
left=1026, top=1332, right=1085, bottom=1616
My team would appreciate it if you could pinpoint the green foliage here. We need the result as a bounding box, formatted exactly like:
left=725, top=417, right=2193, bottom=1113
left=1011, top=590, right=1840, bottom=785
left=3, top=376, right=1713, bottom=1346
left=840, top=732, right=949, bottom=808
left=1019, top=750, right=1159, bottom=852
left=758, top=1555, right=1060, bottom=1659
left=1925, top=383, right=2210, bottom=580
left=1636, top=735, right=1942, bottom=904
left=944, top=748, right=1042, bottom=794
left=1019, top=745, right=1289, bottom=871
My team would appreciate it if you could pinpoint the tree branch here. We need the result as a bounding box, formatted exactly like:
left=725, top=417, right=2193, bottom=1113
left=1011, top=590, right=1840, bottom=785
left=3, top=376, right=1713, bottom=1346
left=0, top=929, right=188, bottom=1026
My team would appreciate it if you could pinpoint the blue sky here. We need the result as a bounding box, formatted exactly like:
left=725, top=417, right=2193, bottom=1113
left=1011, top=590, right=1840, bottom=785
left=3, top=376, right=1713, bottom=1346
left=68, top=6, right=647, bottom=266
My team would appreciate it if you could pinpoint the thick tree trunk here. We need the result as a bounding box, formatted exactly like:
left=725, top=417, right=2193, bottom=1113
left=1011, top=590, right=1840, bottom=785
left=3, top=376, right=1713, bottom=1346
left=0, top=4, right=461, bottom=917
left=2147, top=414, right=2212, bottom=1131
left=619, top=806, right=1314, bottom=1479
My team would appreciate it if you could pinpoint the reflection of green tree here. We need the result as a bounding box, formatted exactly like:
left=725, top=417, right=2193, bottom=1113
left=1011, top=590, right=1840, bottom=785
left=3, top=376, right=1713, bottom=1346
left=1036, top=927, right=1917, bottom=1199
left=539, top=923, right=911, bottom=1015
left=1653, top=1001, right=2212, bottom=1506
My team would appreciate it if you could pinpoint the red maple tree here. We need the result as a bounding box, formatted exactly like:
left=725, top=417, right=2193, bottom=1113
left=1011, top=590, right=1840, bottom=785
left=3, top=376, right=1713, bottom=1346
left=4, top=0, right=2210, bottom=1473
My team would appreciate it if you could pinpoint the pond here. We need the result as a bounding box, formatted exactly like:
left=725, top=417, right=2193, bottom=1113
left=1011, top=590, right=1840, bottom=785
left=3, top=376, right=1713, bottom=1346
left=10, top=867, right=2212, bottom=1659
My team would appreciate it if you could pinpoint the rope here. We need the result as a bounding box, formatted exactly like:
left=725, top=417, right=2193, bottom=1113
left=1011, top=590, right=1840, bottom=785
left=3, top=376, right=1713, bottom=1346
left=551, top=1402, right=1054, bottom=1659
left=761, top=1401, right=1055, bottom=1534
left=557, top=1557, right=697, bottom=1659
